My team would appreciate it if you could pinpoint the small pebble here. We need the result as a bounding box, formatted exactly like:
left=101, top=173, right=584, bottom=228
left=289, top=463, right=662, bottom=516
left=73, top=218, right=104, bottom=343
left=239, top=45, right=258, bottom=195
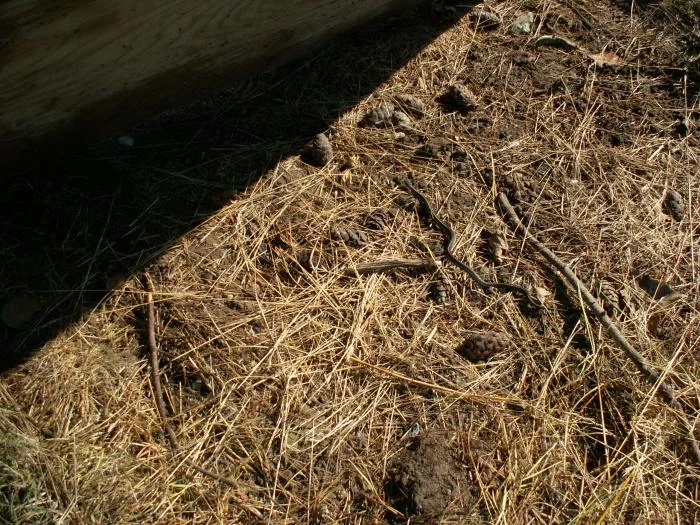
left=507, top=12, right=534, bottom=35
left=118, top=135, right=135, bottom=147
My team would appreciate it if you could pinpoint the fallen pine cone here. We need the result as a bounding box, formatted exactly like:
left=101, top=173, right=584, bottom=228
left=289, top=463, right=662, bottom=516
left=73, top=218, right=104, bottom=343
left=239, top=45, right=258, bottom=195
left=394, top=93, right=426, bottom=117
left=663, top=189, right=685, bottom=222
left=295, top=249, right=321, bottom=272
left=364, top=209, right=394, bottom=230
left=502, top=173, right=543, bottom=205
left=647, top=301, right=687, bottom=340
left=392, top=111, right=412, bottom=128
left=440, top=84, right=478, bottom=114
left=456, top=332, right=510, bottom=362
left=255, top=242, right=273, bottom=267
left=428, top=272, right=449, bottom=304
left=484, top=230, right=508, bottom=265
left=468, top=9, right=501, bottom=30
left=361, top=103, right=395, bottom=127
left=331, top=227, right=370, bottom=247
left=617, top=287, right=636, bottom=316
left=418, top=136, right=453, bottom=159
left=596, top=279, right=619, bottom=316
left=301, top=133, right=333, bottom=167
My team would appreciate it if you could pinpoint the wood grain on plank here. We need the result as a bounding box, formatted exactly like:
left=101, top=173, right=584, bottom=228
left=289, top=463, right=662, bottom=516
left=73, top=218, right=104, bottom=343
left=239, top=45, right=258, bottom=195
left=0, top=0, right=417, bottom=166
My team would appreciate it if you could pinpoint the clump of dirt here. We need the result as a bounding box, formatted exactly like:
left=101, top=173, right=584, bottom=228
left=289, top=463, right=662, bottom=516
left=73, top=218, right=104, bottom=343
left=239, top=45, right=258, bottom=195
left=385, top=433, right=478, bottom=523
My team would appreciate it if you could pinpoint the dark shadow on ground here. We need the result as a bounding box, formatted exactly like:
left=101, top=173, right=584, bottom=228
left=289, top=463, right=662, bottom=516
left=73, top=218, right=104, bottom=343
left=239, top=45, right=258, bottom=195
left=0, top=4, right=479, bottom=371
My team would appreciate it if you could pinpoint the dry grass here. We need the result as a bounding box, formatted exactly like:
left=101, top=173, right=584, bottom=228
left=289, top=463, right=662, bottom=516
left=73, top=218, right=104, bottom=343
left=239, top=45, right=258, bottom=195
left=2, top=1, right=700, bottom=523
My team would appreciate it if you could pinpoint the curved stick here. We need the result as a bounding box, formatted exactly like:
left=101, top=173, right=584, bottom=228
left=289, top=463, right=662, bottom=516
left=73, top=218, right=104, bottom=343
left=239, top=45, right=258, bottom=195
left=144, top=276, right=261, bottom=506
left=497, top=193, right=700, bottom=465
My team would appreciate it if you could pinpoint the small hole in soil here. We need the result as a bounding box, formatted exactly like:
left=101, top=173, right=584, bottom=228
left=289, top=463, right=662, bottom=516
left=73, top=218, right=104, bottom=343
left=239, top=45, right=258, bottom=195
left=384, top=475, right=417, bottom=523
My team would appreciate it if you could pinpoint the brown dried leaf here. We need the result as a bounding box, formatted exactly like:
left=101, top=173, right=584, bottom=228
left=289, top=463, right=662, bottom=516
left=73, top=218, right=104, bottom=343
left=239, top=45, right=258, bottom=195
left=588, top=51, right=624, bottom=67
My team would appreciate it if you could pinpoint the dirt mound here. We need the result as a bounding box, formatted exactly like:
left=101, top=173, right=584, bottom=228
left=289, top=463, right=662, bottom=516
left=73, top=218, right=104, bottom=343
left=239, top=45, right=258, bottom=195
left=385, top=433, right=480, bottom=523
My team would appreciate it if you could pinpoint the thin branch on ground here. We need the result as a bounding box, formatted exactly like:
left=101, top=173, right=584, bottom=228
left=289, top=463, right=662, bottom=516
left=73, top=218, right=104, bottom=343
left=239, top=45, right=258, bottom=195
left=497, top=193, right=700, bottom=466
left=343, top=258, right=440, bottom=276
left=144, top=275, right=262, bottom=513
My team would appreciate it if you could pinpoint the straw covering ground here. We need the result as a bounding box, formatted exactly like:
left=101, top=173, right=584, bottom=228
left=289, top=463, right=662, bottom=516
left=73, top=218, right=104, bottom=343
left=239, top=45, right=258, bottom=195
left=2, top=1, right=700, bottom=523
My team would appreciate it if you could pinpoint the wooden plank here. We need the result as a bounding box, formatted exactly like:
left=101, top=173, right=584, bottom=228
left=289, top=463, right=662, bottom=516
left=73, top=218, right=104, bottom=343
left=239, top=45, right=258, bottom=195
left=0, top=0, right=419, bottom=168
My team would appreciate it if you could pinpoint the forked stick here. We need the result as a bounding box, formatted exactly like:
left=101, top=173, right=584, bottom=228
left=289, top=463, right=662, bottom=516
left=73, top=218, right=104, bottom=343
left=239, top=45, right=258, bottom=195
left=497, top=193, right=700, bottom=465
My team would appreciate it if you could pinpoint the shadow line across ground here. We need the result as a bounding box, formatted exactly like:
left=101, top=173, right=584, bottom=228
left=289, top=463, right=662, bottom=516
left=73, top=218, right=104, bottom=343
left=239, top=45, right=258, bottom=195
left=0, top=4, right=475, bottom=370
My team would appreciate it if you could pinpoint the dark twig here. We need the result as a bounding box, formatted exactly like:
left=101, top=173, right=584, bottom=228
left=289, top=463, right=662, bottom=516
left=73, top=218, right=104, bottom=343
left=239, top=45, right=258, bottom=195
left=497, top=193, right=700, bottom=465
left=144, top=276, right=261, bottom=505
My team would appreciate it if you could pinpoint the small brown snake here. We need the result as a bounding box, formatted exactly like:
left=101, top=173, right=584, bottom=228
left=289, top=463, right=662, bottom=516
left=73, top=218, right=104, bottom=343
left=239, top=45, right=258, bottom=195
left=401, top=180, right=540, bottom=308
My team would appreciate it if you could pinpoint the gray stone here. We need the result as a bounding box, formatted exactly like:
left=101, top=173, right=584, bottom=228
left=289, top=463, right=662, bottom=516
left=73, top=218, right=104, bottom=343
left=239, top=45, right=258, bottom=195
left=508, top=12, right=534, bottom=35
